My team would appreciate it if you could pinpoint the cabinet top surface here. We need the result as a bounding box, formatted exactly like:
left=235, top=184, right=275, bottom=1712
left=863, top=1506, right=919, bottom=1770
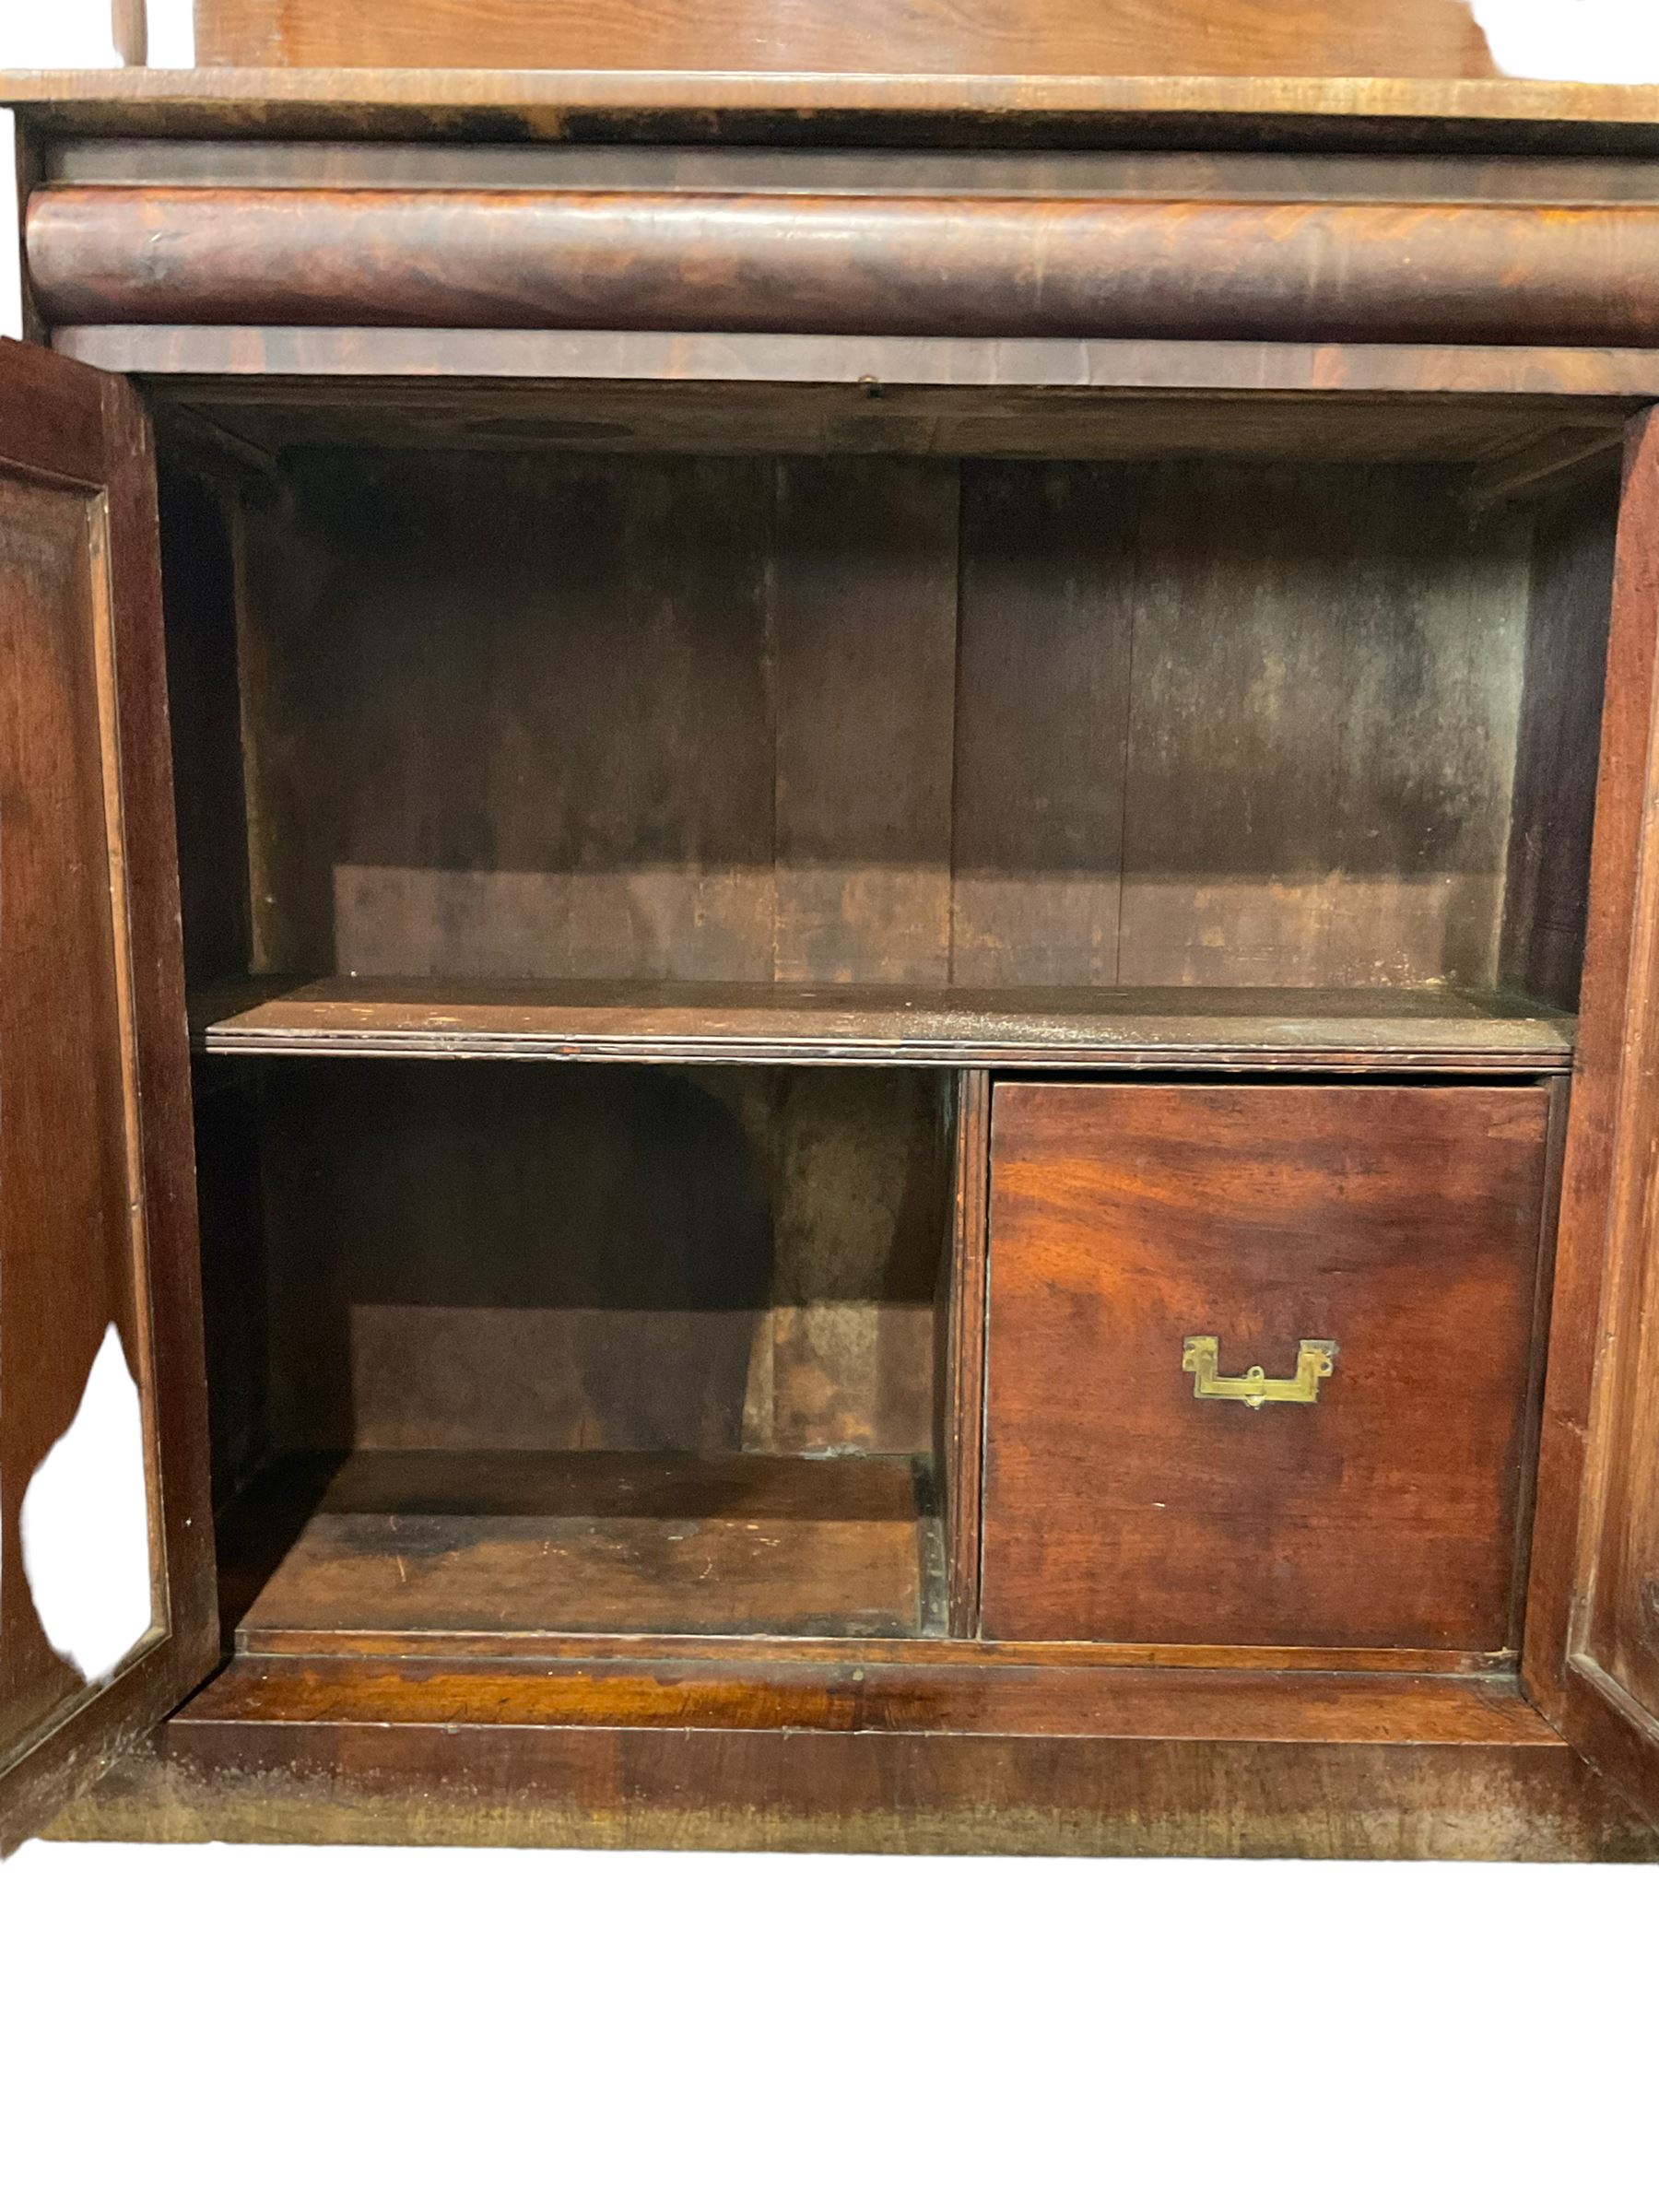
left=6, top=68, right=1659, bottom=147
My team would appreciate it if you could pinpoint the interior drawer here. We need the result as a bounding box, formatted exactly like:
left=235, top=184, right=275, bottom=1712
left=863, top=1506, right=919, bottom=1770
left=981, top=1081, right=1553, bottom=1652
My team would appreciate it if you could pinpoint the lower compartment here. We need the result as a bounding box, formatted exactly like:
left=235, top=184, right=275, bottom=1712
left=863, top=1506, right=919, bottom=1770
left=197, top=1057, right=964, bottom=1644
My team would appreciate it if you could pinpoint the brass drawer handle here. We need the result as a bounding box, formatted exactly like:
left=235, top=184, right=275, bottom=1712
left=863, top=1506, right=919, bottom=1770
left=1182, top=1336, right=1337, bottom=1410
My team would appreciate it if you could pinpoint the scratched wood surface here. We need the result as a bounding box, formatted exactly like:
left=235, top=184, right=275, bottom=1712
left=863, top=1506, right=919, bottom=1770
left=217, top=445, right=1556, bottom=1005
left=220, top=1449, right=938, bottom=1641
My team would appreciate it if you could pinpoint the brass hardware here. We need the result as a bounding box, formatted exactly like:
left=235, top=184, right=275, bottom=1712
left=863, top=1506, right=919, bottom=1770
left=1182, top=1336, right=1337, bottom=1410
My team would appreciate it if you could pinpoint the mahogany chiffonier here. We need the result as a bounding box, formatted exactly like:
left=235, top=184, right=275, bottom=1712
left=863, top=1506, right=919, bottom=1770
left=7, top=54, right=1659, bottom=1860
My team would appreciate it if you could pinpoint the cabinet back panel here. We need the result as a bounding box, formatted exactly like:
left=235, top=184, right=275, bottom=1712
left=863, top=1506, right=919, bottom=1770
left=246, top=1063, right=946, bottom=1462
left=230, top=446, right=1541, bottom=994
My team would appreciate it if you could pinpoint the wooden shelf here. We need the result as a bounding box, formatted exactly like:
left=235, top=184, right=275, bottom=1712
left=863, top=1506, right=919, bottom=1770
left=193, top=977, right=1576, bottom=1073
left=220, top=1449, right=944, bottom=1650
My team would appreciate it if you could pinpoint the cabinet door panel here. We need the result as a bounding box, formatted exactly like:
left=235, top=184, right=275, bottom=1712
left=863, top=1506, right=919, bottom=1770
left=0, top=339, right=214, bottom=1853
left=1529, top=406, right=1659, bottom=1833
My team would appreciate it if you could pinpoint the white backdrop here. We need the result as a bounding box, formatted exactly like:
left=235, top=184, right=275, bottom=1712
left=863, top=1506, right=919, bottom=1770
left=0, top=13, right=1654, bottom=2209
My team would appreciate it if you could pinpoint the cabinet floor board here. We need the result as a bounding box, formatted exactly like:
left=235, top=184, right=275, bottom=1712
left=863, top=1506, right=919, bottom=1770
left=221, top=1449, right=942, bottom=1644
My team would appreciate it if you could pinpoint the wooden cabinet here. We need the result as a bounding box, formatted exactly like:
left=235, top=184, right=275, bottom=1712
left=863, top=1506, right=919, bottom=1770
left=4, top=65, right=1659, bottom=1858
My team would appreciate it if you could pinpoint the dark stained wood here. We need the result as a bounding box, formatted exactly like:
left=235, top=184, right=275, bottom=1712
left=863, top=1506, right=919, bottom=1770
left=219, top=446, right=1554, bottom=1003
left=1524, top=411, right=1659, bottom=1735
left=61, top=329, right=1659, bottom=414
left=243, top=1060, right=945, bottom=1465
left=48, top=1656, right=1659, bottom=1862
left=193, top=976, right=1578, bottom=1072
left=1515, top=408, right=1659, bottom=1829
left=771, top=458, right=958, bottom=985
left=982, top=1082, right=1552, bottom=1652
left=157, top=462, right=253, bottom=984
left=45, top=142, right=1659, bottom=203
left=189, top=0, right=1500, bottom=78
left=13, top=71, right=1659, bottom=159
left=937, top=1071, right=990, bottom=1635
left=30, top=186, right=1659, bottom=346
left=222, top=1449, right=939, bottom=1641
left=1500, top=476, right=1621, bottom=1009
left=0, top=340, right=216, bottom=1855
left=1118, top=463, right=1531, bottom=989
left=952, top=463, right=1133, bottom=986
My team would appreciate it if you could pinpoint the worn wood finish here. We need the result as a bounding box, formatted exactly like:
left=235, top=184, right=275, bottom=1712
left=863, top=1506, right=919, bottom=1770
left=771, top=458, right=958, bottom=985
left=107, top=1651, right=1567, bottom=1743
left=983, top=1083, right=1552, bottom=1652
left=193, top=977, right=1578, bottom=1072
left=1119, top=462, right=1530, bottom=988
left=189, top=0, right=1502, bottom=79
left=0, top=341, right=216, bottom=1854
left=1525, top=412, right=1659, bottom=1732
left=1512, top=410, right=1659, bottom=1828
left=31, top=186, right=1659, bottom=345
left=46, top=1659, right=1659, bottom=1861
left=10, top=72, right=1659, bottom=156
left=225, top=448, right=1547, bottom=1000
left=953, top=462, right=1131, bottom=985
left=47, top=143, right=1659, bottom=203
left=1500, top=477, right=1621, bottom=1009
left=222, top=1450, right=939, bottom=1641
left=66, top=331, right=1659, bottom=411
left=239, top=1061, right=946, bottom=1465
left=937, top=1072, right=989, bottom=1635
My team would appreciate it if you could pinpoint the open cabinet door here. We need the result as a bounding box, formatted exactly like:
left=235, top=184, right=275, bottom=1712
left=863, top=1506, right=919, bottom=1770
left=1528, top=406, right=1659, bottom=1835
left=0, top=339, right=216, bottom=1853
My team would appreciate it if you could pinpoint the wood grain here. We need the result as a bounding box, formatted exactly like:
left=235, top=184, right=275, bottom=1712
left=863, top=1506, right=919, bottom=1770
left=937, top=1071, right=989, bottom=1635
left=47, top=1656, right=1659, bottom=1862
left=222, top=1449, right=939, bottom=1641
left=8, top=71, right=1659, bottom=159
left=1500, top=476, right=1621, bottom=1009
left=0, top=340, right=216, bottom=1854
left=1524, top=410, right=1659, bottom=1743
left=188, top=0, right=1501, bottom=78
left=30, top=186, right=1659, bottom=345
left=1118, top=462, right=1531, bottom=989
left=235, top=1060, right=946, bottom=1465
left=982, top=1082, right=1552, bottom=1652
left=952, top=462, right=1133, bottom=986
left=193, top=977, right=1578, bottom=1072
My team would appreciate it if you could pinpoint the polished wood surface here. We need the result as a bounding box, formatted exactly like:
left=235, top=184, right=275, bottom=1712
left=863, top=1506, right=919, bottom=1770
left=49, top=1655, right=1659, bottom=1862
left=1517, top=407, right=1659, bottom=1829
left=222, top=1450, right=940, bottom=1641
left=61, top=327, right=1659, bottom=407
left=0, top=340, right=215, bottom=1854
left=193, top=978, right=1577, bottom=1072
left=189, top=0, right=1501, bottom=78
left=982, top=1083, right=1552, bottom=1652
left=9, top=71, right=1659, bottom=153
left=30, top=186, right=1659, bottom=344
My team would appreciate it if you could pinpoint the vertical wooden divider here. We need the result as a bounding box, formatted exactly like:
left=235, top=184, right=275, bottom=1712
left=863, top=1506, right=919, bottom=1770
left=939, top=1069, right=993, bottom=1637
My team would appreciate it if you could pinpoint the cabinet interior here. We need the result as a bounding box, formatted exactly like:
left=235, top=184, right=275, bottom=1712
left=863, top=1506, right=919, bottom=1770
left=155, top=382, right=1624, bottom=1649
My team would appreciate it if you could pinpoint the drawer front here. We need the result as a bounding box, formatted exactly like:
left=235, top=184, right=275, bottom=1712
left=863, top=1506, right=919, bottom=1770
left=982, top=1083, right=1552, bottom=1651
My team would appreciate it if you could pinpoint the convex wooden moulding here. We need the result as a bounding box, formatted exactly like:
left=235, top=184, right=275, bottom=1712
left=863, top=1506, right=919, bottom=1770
left=27, top=186, right=1659, bottom=340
